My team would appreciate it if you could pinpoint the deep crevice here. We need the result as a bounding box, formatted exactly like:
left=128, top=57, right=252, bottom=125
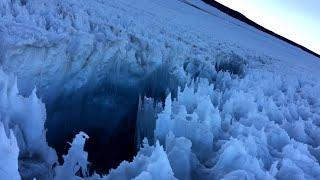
left=45, top=64, right=179, bottom=174
left=46, top=84, right=139, bottom=174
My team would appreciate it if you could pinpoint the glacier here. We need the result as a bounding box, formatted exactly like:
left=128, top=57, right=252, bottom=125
left=0, top=0, right=320, bottom=179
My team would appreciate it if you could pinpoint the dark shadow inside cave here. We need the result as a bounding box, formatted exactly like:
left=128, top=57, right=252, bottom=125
left=46, top=84, right=139, bottom=174
left=45, top=65, right=180, bottom=174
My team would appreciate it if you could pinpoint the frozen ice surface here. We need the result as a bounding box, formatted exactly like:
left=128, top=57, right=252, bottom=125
left=0, top=122, right=20, bottom=180
left=55, top=132, right=89, bottom=180
left=151, top=72, right=320, bottom=179
left=0, top=70, right=57, bottom=179
left=0, top=0, right=320, bottom=179
left=106, top=140, right=176, bottom=180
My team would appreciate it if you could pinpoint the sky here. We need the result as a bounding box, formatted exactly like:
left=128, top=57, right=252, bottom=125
left=215, top=0, right=320, bottom=54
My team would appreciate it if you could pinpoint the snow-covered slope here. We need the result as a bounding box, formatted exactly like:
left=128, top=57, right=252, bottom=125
left=1, top=0, right=319, bottom=98
left=0, top=0, right=320, bottom=179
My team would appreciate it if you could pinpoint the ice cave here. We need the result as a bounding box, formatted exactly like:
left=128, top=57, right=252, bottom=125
left=0, top=0, right=320, bottom=179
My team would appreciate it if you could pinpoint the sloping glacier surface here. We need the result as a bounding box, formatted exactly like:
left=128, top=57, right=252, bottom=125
left=0, top=0, right=320, bottom=179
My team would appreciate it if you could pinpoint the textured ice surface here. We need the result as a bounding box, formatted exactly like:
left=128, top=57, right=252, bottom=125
left=55, top=132, right=89, bottom=180
left=0, top=70, right=57, bottom=179
left=151, top=73, right=320, bottom=179
left=0, top=0, right=320, bottom=179
left=49, top=64, right=320, bottom=179
left=106, top=140, right=176, bottom=180
left=0, top=122, right=20, bottom=180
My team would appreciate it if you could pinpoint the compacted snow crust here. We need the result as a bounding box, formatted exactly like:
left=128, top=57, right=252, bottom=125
left=0, top=0, right=320, bottom=179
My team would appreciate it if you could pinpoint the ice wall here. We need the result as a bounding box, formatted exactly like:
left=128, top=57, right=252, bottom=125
left=0, top=70, right=57, bottom=179
left=0, top=122, right=20, bottom=180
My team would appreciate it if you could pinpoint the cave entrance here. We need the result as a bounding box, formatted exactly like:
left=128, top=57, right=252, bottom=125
left=45, top=65, right=178, bottom=174
left=46, top=84, right=139, bottom=174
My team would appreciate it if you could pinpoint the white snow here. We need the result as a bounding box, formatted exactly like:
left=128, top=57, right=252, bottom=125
left=0, top=0, right=320, bottom=179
